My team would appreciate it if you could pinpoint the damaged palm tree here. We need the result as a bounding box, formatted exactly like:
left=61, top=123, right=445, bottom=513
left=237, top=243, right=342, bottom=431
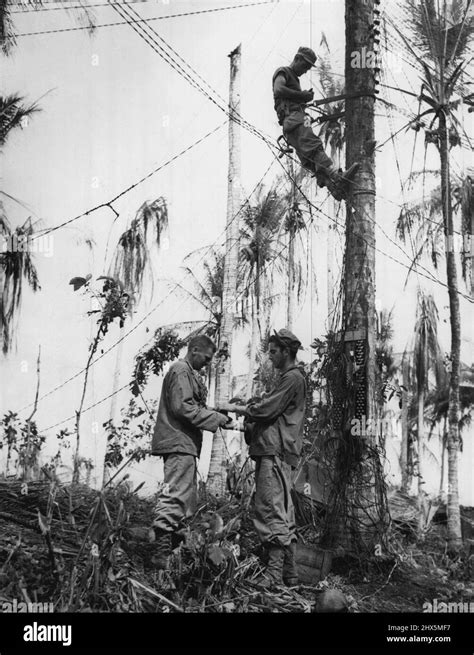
left=208, top=45, right=242, bottom=497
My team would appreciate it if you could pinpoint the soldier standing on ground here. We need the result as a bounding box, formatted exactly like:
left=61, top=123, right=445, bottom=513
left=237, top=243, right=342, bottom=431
left=151, top=335, right=233, bottom=569
left=219, top=329, right=307, bottom=588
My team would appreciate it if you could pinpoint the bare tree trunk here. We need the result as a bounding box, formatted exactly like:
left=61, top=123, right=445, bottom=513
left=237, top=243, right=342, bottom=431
left=439, top=415, right=447, bottom=498
left=439, top=111, right=462, bottom=553
left=400, top=356, right=409, bottom=493
left=208, top=45, right=242, bottom=496
left=417, top=392, right=425, bottom=536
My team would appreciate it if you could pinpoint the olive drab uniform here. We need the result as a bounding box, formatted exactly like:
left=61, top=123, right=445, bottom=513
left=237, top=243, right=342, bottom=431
left=152, top=358, right=225, bottom=534
left=272, top=66, right=333, bottom=175
left=246, top=364, right=307, bottom=547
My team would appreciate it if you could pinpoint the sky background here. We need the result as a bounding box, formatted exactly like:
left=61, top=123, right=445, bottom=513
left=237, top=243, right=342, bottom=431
left=1, top=0, right=473, bottom=500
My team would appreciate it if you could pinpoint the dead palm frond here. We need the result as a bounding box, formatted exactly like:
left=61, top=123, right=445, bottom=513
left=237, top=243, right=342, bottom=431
left=109, top=198, right=168, bottom=310
left=409, top=290, right=446, bottom=396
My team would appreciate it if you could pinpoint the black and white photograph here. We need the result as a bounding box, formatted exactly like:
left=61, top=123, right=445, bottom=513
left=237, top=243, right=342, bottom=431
left=0, top=0, right=473, bottom=650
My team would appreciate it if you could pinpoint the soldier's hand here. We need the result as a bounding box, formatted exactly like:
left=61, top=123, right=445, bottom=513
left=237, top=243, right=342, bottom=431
left=218, top=414, right=236, bottom=429
left=301, top=89, right=314, bottom=103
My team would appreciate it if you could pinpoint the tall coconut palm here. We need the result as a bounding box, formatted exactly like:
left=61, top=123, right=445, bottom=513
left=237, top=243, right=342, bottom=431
left=399, top=0, right=473, bottom=552
left=408, top=290, right=446, bottom=537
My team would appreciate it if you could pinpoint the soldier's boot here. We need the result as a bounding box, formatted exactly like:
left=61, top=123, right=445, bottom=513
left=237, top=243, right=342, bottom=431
left=151, top=528, right=172, bottom=570
left=316, top=162, right=360, bottom=201
left=255, top=544, right=285, bottom=589
left=282, top=542, right=299, bottom=587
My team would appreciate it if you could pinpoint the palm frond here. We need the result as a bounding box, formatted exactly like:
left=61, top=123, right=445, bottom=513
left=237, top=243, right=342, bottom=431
left=403, top=0, right=474, bottom=71
left=1, top=217, right=41, bottom=354
left=0, top=1, right=16, bottom=55
left=0, top=95, right=41, bottom=147
left=109, top=197, right=168, bottom=309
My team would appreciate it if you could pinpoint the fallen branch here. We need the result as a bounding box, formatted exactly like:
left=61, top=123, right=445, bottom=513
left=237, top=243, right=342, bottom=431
left=128, top=577, right=184, bottom=613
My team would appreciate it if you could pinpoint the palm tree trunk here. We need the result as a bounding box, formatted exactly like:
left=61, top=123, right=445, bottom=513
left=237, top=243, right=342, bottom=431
left=208, top=45, right=242, bottom=497
left=400, top=356, right=409, bottom=493
left=327, top=143, right=340, bottom=322
left=338, top=0, right=378, bottom=551
left=439, top=111, right=462, bottom=553
left=439, top=415, right=447, bottom=498
left=417, top=392, right=425, bottom=536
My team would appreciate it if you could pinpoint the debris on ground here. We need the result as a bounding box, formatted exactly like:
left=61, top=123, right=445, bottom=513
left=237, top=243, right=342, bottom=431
left=0, top=479, right=472, bottom=613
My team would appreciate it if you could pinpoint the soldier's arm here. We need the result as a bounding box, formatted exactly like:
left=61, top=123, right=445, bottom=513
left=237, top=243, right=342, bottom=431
left=273, top=74, right=312, bottom=102
left=223, top=375, right=297, bottom=422
left=167, top=369, right=229, bottom=432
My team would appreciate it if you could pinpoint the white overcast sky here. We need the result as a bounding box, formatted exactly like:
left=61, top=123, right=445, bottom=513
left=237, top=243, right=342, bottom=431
left=1, top=0, right=473, bottom=497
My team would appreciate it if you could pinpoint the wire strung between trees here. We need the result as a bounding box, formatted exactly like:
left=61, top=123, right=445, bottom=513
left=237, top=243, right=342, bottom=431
left=20, top=0, right=473, bottom=433
left=10, top=0, right=176, bottom=11
left=15, top=158, right=278, bottom=417
left=28, top=162, right=326, bottom=432
left=13, top=0, right=279, bottom=35
left=31, top=121, right=227, bottom=240
left=41, top=383, right=131, bottom=433
left=266, top=141, right=474, bottom=303
left=37, top=188, right=324, bottom=434
left=110, top=1, right=273, bottom=146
